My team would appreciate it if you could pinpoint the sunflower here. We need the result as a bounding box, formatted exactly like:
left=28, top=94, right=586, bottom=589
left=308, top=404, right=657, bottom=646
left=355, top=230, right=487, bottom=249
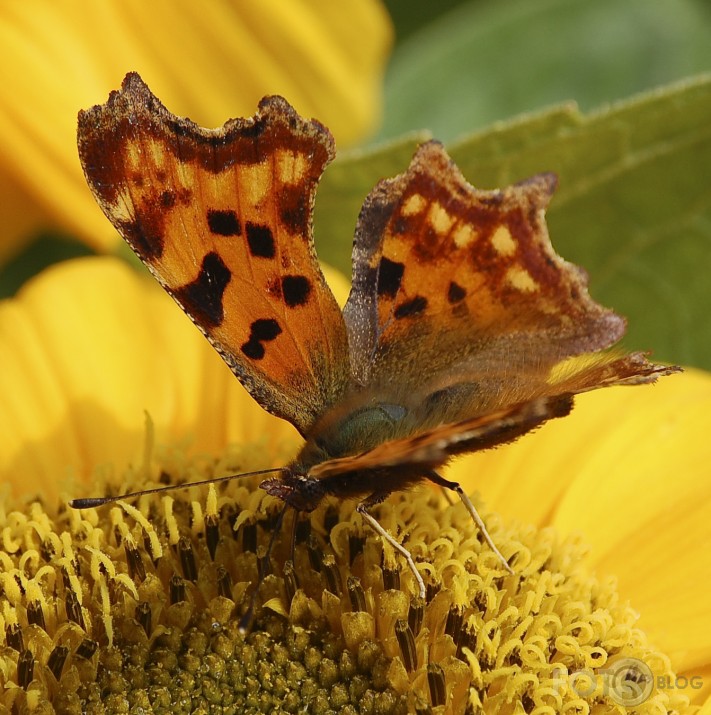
left=2, top=4, right=709, bottom=711
left=0, top=258, right=708, bottom=713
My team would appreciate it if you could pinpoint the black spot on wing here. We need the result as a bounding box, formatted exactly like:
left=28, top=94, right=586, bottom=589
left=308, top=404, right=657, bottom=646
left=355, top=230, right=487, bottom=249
left=391, top=213, right=419, bottom=237
left=251, top=318, right=282, bottom=341
left=447, top=281, right=466, bottom=304
left=246, top=222, right=275, bottom=258
left=281, top=275, right=311, bottom=307
left=241, top=318, right=282, bottom=360
left=394, top=295, right=428, bottom=319
left=207, top=209, right=241, bottom=236
left=116, top=185, right=192, bottom=262
left=160, top=190, right=177, bottom=208
left=377, top=257, right=405, bottom=298
left=173, top=252, right=231, bottom=329
left=118, top=218, right=164, bottom=261
left=279, top=184, right=309, bottom=235
left=241, top=341, right=265, bottom=360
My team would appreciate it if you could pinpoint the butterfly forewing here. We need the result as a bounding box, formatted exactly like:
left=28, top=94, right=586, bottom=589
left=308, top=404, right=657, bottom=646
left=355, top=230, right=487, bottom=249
left=344, top=141, right=625, bottom=396
left=78, top=74, right=349, bottom=435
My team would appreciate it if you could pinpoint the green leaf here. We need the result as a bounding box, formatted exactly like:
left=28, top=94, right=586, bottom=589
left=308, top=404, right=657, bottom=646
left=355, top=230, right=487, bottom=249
left=379, top=0, right=711, bottom=142
left=314, top=133, right=427, bottom=272
left=314, top=76, right=711, bottom=370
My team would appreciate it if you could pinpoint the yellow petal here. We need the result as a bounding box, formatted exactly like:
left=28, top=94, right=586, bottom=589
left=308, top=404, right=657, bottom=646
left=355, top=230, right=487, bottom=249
left=0, top=168, right=55, bottom=265
left=0, top=0, right=392, bottom=253
left=450, top=369, right=711, bottom=687
left=447, top=372, right=703, bottom=527
left=551, top=370, right=711, bottom=673
left=696, top=676, right=711, bottom=712
left=0, top=256, right=297, bottom=499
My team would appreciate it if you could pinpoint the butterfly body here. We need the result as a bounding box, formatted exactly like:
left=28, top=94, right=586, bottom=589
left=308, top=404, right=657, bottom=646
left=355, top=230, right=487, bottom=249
left=298, top=399, right=410, bottom=463
left=76, top=74, right=679, bottom=595
left=261, top=393, right=435, bottom=510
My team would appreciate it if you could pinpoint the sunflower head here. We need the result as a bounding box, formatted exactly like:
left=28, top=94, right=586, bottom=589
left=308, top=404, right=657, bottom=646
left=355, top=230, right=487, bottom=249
left=0, top=440, right=691, bottom=714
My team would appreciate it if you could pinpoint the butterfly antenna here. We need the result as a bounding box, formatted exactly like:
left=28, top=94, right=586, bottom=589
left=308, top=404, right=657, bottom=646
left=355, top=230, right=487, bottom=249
left=68, top=467, right=288, bottom=510
left=238, top=502, right=290, bottom=633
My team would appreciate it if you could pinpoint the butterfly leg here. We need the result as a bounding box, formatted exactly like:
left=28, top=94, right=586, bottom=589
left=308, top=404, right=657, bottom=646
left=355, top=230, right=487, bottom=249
left=356, top=494, right=426, bottom=600
left=426, top=470, right=514, bottom=574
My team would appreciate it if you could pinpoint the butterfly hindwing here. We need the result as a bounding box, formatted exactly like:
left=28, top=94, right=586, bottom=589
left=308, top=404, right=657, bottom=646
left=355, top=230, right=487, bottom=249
left=337, top=140, right=680, bottom=442
left=309, top=353, right=675, bottom=487
left=78, top=74, right=350, bottom=435
left=309, top=396, right=573, bottom=482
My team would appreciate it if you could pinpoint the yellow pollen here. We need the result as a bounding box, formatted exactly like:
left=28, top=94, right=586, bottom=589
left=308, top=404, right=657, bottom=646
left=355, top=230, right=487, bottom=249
left=491, top=225, right=517, bottom=255
left=119, top=501, right=164, bottom=558
left=206, top=485, right=218, bottom=515
left=114, top=574, right=140, bottom=599
left=506, top=266, right=539, bottom=291
left=164, top=496, right=180, bottom=544
left=191, top=499, right=204, bottom=536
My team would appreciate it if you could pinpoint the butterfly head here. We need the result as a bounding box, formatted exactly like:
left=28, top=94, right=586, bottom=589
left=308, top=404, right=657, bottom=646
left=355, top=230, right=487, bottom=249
left=260, top=471, right=326, bottom=513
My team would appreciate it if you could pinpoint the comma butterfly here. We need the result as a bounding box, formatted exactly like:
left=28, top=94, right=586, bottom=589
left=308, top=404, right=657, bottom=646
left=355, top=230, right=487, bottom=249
left=74, top=73, right=678, bottom=599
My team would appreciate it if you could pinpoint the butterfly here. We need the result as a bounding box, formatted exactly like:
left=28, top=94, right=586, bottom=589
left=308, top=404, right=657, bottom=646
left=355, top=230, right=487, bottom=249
left=75, top=73, right=677, bottom=600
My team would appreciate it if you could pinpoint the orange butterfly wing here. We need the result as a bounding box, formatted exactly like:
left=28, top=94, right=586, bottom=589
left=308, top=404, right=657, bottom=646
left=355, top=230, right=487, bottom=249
left=343, top=141, right=669, bottom=421
left=78, top=74, right=349, bottom=436
left=309, top=353, right=675, bottom=482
